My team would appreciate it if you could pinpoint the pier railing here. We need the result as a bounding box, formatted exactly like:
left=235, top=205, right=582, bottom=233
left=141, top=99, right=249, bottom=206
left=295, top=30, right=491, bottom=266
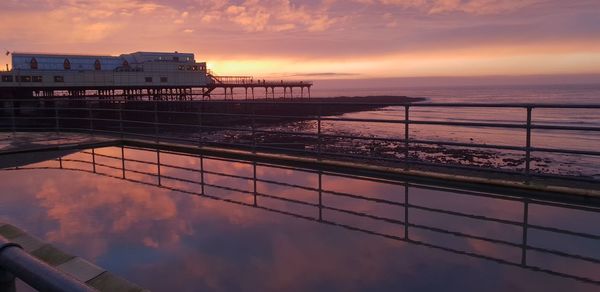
left=1, top=98, right=599, bottom=182
left=4, top=146, right=599, bottom=285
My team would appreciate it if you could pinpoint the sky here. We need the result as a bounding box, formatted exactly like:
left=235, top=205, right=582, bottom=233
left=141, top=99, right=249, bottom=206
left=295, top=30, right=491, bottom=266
left=1, top=0, right=600, bottom=80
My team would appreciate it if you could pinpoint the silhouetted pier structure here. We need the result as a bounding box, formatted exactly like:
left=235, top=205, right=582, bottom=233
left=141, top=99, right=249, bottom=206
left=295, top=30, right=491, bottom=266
left=20, top=76, right=314, bottom=101
left=2, top=77, right=313, bottom=101
left=207, top=74, right=313, bottom=100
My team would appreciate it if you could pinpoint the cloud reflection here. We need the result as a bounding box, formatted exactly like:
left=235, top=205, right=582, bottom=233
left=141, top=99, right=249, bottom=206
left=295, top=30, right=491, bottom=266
left=0, top=147, right=598, bottom=291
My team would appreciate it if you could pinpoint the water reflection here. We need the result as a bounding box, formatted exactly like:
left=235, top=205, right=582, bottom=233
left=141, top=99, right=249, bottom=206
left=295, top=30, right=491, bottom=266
left=0, top=146, right=599, bottom=291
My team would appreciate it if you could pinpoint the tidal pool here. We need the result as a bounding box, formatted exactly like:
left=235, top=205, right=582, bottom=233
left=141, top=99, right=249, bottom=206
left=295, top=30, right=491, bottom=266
left=0, top=146, right=598, bottom=291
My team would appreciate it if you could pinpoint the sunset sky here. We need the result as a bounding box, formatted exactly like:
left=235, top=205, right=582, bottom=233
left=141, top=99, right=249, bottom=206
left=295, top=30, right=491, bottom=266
left=1, top=0, right=600, bottom=79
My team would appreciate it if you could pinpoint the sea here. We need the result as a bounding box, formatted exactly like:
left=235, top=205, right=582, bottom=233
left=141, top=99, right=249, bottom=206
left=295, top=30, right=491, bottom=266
left=299, top=83, right=600, bottom=178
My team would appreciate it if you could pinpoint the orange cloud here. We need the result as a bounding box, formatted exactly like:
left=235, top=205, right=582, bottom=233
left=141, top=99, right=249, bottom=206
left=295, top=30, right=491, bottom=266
left=361, top=0, right=539, bottom=15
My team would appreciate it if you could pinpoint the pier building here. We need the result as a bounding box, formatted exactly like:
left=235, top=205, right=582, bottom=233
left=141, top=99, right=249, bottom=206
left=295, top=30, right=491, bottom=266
left=0, top=51, right=312, bottom=100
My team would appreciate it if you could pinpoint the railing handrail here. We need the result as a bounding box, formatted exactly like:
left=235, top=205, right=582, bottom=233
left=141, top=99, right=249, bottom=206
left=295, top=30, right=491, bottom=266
left=1, top=99, right=599, bottom=182
left=0, top=235, right=96, bottom=291
left=1, top=98, right=597, bottom=108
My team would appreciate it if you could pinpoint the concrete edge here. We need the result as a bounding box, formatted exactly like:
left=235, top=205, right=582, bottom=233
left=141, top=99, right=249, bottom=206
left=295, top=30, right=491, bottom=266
left=0, top=136, right=597, bottom=199
left=0, top=139, right=120, bottom=156
left=0, top=222, right=147, bottom=292
left=121, top=139, right=600, bottom=199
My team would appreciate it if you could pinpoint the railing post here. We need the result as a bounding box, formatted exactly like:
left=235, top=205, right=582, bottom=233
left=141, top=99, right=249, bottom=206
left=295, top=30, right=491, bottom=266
left=54, top=102, right=60, bottom=135
left=253, top=162, right=258, bottom=206
left=88, top=101, right=94, bottom=138
left=10, top=101, right=16, bottom=135
left=317, top=104, right=322, bottom=159
left=156, top=149, right=161, bottom=186
left=154, top=100, right=159, bottom=144
left=200, top=154, right=205, bottom=196
left=521, top=199, right=529, bottom=265
left=525, top=107, right=533, bottom=176
left=118, top=102, right=124, bottom=139
left=404, top=183, right=409, bottom=239
left=318, top=171, right=323, bottom=221
left=404, top=105, right=410, bottom=168
left=91, top=148, right=96, bottom=173
left=251, top=103, right=256, bottom=153
left=197, top=102, right=203, bottom=147
left=121, top=146, right=126, bottom=179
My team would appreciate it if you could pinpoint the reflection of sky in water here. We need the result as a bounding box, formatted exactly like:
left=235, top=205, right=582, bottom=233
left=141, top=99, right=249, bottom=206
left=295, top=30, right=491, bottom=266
left=0, top=147, right=599, bottom=291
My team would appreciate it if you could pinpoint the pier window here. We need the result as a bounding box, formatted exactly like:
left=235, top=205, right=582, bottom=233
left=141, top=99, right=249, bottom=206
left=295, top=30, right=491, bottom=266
left=192, top=65, right=198, bottom=71
left=18, top=76, right=31, bottom=82
left=32, top=76, right=42, bottom=82
left=54, top=76, right=64, bottom=83
left=178, top=65, right=184, bottom=70
left=64, top=59, right=71, bottom=70
left=160, top=77, right=168, bottom=83
left=30, top=58, right=38, bottom=70
left=1, top=75, right=13, bottom=82
left=145, top=77, right=153, bottom=83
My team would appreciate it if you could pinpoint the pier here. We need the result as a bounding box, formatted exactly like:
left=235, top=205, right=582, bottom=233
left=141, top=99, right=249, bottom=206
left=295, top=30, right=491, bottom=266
left=15, top=75, right=314, bottom=101
left=1, top=76, right=313, bottom=101
left=207, top=73, right=313, bottom=100
left=0, top=51, right=313, bottom=101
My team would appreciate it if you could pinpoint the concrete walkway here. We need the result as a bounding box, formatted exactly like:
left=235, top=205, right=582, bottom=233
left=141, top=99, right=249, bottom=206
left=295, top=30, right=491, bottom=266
left=0, top=132, right=114, bottom=153
left=0, top=222, right=147, bottom=291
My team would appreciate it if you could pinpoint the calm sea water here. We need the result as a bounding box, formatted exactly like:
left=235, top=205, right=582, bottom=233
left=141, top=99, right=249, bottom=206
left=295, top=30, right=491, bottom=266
left=311, top=84, right=600, bottom=146
left=312, top=83, right=600, bottom=104
left=295, top=84, right=600, bottom=177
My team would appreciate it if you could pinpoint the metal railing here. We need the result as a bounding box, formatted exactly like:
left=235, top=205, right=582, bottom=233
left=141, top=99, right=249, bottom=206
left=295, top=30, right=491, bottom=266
left=205, top=70, right=312, bottom=86
left=1, top=98, right=599, bottom=182
left=5, top=145, right=599, bottom=285
left=0, top=236, right=95, bottom=292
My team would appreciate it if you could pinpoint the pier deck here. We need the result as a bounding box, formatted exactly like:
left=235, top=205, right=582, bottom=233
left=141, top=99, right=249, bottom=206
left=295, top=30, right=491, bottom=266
left=0, top=73, right=313, bottom=101
left=189, top=73, right=313, bottom=100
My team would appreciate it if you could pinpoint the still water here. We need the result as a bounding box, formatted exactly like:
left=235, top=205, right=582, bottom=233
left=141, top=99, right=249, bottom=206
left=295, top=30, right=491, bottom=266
left=0, top=146, right=599, bottom=291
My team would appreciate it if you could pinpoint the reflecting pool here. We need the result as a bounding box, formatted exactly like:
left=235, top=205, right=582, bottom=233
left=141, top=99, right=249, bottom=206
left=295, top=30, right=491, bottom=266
left=0, top=146, right=599, bottom=291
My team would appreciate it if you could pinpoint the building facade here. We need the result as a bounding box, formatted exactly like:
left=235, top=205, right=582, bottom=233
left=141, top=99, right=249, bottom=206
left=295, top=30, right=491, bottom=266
left=1, top=51, right=212, bottom=92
